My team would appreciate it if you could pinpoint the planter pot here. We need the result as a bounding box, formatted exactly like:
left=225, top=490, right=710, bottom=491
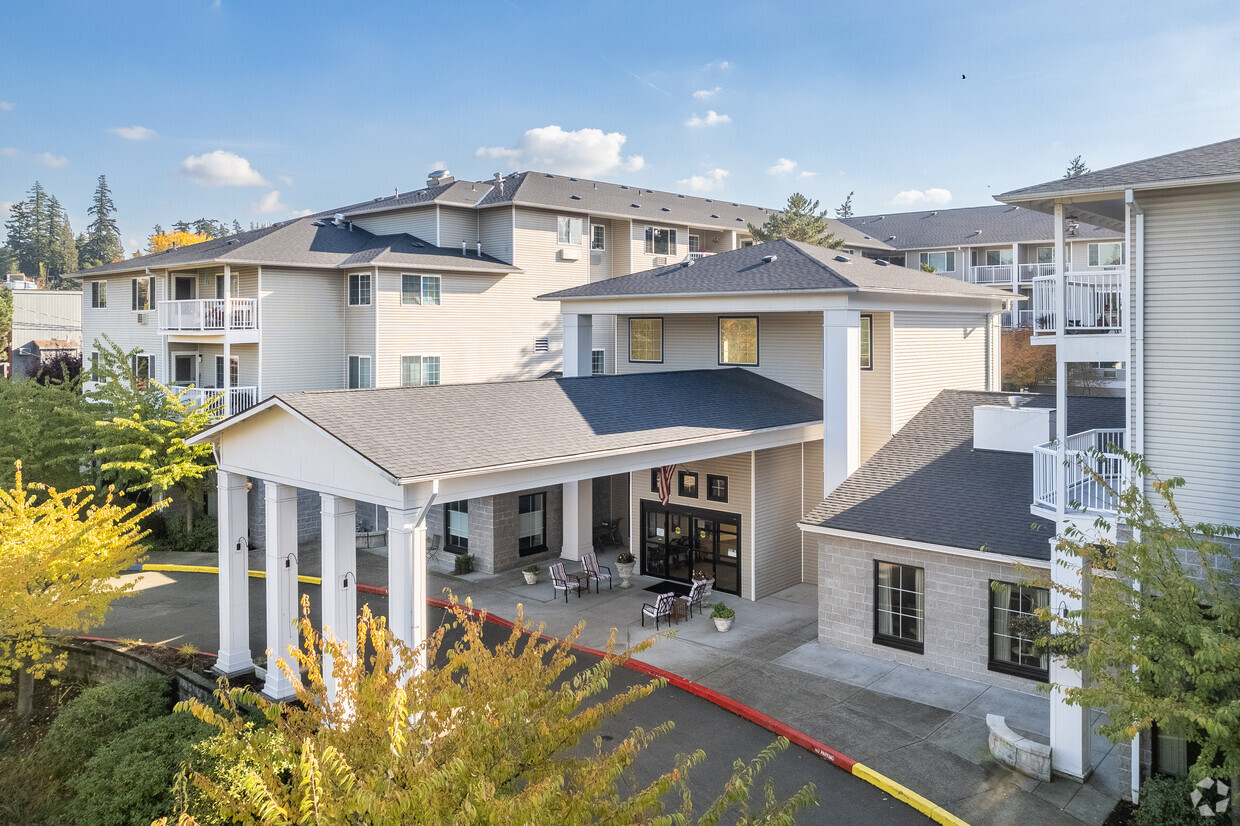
left=523, top=571, right=539, bottom=585
left=712, top=616, right=734, bottom=633
left=693, top=578, right=715, bottom=599
left=616, top=561, right=636, bottom=588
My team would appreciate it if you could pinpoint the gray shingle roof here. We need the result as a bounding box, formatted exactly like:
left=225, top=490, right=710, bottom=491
left=841, top=204, right=1119, bottom=250
left=998, top=137, right=1240, bottom=201
left=270, top=369, right=822, bottom=481
left=72, top=217, right=518, bottom=278
left=802, top=390, right=1125, bottom=560
left=539, top=239, right=1014, bottom=302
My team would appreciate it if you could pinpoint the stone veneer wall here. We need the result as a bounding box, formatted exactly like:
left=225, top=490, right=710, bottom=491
left=816, top=532, right=1052, bottom=695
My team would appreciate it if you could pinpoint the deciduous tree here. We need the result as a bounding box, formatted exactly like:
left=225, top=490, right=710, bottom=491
left=147, top=229, right=212, bottom=254
left=0, top=372, right=89, bottom=492
left=1001, top=328, right=1055, bottom=390
left=748, top=193, right=844, bottom=249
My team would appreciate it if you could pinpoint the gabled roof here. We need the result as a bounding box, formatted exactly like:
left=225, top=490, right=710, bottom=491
left=841, top=204, right=1119, bottom=250
left=998, top=137, right=1240, bottom=201
left=802, top=390, right=1125, bottom=560
left=71, top=217, right=519, bottom=279
left=196, top=369, right=823, bottom=481
left=539, top=239, right=1013, bottom=302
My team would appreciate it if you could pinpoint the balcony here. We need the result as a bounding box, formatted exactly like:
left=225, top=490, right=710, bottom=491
left=1001, top=309, right=1034, bottom=329
left=967, top=264, right=1015, bottom=285
left=687, top=251, right=716, bottom=261
left=1030, top=270, right=1125, bottom=337
left=1032, top=428, right=1126, bottom=515
left=1018, top=262, right=1055, bottom=283
left=158, top=299, right=258, bottom=336
left=180, top=386, right=259, bottom=420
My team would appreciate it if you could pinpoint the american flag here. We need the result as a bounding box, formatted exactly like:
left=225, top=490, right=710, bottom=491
left=657, top=464, right=678, bottom=506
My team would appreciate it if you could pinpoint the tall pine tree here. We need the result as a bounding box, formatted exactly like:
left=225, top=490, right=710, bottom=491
left=81, top=174, right=123, bottom=267
left=3, top=182, right=78, bottom=286
left=748, top=193, right=844, bottom=248
left=45, top=194, right=78, bottom=287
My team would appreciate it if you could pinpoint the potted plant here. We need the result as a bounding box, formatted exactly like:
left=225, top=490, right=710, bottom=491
left=522, top=564, right=539, bottom=585
left=453, top=554, right=475, bottom=575
left=691, top=569, right=715, bottom=599
left=615, top=551, right=637, bottom=588
left=710, top=602, right=734, bottom=632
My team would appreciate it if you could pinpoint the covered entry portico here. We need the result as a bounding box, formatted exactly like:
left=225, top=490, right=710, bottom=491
left=188, top=369, right=822, bottom=700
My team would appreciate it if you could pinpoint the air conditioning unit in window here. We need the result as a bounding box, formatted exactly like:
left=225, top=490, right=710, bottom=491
left=653, top=256, right=667, bottom=266
left=136, top=312, right=147, bottom=325
left=559, top=248, right=581, bottom=262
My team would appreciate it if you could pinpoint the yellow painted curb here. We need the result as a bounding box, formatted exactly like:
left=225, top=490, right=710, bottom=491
left=138, top=563, right=322, bottom=586
left=851, top=763, right=969, bottom=826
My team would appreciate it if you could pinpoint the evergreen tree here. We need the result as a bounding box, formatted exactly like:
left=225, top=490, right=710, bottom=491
left=1065, top=155, right=1089, bottom=178
left=230, top=219, right=242, bottom=236
left=3, top=183, right=78, bottom=286
left=46, top=194, right=79, bottom=286
left=81, top=174, right=124, bottom=267
left=835, top=190, right=854, bottom=219
left=748, top=193, right=844, bottom=248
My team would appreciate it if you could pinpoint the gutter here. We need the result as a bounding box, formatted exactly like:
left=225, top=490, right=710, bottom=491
left=797, top=523, right=1052, bottom=570
left=1125, top=188, right=1145, bottom=805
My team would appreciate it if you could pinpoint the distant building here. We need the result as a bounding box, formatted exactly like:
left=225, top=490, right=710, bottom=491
left=3, top=288, right=82, bottom=379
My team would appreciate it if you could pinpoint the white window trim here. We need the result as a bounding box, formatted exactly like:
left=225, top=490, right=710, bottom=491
left=421, top=274, right=441, bottom=306
left=590, top=224, right=605, bottom=251
left=984, top=249, right=1013, bottom=266
left=591, top=348, right=606, bottom=375
left=91, top=280, right=107, bottom=309
left=400, top=354, right=441, bottom=387
left=1087, top=241, right=1124, bottom=268
left=643, top=226, right=678, bottom=257
left=348, top=272, right=372, bottom=307
left=556, top=215, right=584, bottom=246
left=919, top=250, right=956, bottom=272
left=347, top=354, right=373, bottom=388
left=131, top=276, right=152, bottom=312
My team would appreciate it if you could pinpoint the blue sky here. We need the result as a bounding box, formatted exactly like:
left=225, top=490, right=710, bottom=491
left=3, top=0, right=1239, bottom=256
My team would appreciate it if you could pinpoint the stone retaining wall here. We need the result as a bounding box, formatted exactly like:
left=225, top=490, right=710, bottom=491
left=54, top=639, right=221, bottom=706
left=987, top=713, right=1052, bottom=782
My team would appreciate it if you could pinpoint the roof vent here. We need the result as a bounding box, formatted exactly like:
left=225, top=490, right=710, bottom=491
left=735, top=217, right=743, bottom=221
left=710, top=213, right=719, bottom=219
left=427, top=169, right=454, bottom=187
left=929, top=211, right=937, bottom=216
left=621, top=185, right=629, bottom=190
left=569, top=177, right=577, bottom=182
left=661, top=207, right=670, bottom=212
left=544, top=173, right=554, bottom=178
left=761, top=254, right=778, bottom=264
left=732, top=202, right=738, bottom=206
left=680, top=258, right=693, bottom=268
left=571, top=195, right=581, bottom=200
left=875, top=258, right=888, bottom=266
left=333, top=213, right=346, bottom=227
left=834, top=254, right=849, bottom=263
left=312, top=220, right=326, bottom=227
left=493, top=172, right=503, bottom=181
left=631, top=203, right=640, bottom=208
left=677, top=194, right=685, bottom=198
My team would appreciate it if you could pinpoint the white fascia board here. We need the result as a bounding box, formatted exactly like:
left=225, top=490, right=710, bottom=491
left=999, top=171, right=1240, bottom=205
left=848, top=290, right=1009, bottom=314
left=368, top=261, right=522, bottom=275
left=549, top=291, right=849, bottom=316
left=405, top=422, right=824, bottom=500
left=797, top=523, right=1052, bottom=571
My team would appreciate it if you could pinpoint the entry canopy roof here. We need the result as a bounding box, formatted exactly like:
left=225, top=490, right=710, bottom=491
left=189, top=369, right=824, bottom=485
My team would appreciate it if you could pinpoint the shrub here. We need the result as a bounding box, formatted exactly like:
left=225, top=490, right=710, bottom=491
left=453, top=553, right=474, bottom=574
left=710, top=602, right=734, bottom=619
left=40, top=674, right=172, bottom=779
left=1132, top=776, right=1200, bottom=826
left=164, top=512, right=218, bottom=553
left=66, top=712, right=215, bottom=826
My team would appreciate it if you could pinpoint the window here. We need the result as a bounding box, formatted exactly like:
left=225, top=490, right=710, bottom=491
left=591, top=349, right=605, bottom=375
left=215, top=356, right=239, bottom=388
left=718, top=316, right=758, bottom=365
left=688, top=234, right=700, bottom=251
left=643, top=226, right=677, bottom=256
left=445, top=500, right=468, bottom=550
left=348, top=273, right=371, bottom=306
left=402, top=274, right=442, bottom=305
left=90, top=281, right=107, bottom=308
left=421, top=275, right=441, bottom=306
left=131, top=276, right=151, bottom=311
left=678, top=471, right=698, bottom=498
left=517, top=492, right=547, bottom=555
left=628, top=317, right=663, bottom=363
left=918, top=251, right=956, bottom=273
left=985, top=249, right=1013, bottom=266
left=1036, top=246, right=1054, bottom=264
left=215, top=271, right=239, bottom=299
left=650, top=469, right=659, bottom=493
left=860, top=314, right=873, bottom=370
left=173, top=354, right=194, bottom=385
left=707, top=474, right=728, bottom=503
left=874, top=561, right=924, bottom=653
left=989, top=581, right=1050, bottom=680
left=556, top=216, right=584, bottom=246
left=1088, top=242, right=1123, bottom=268
left=132, top=354, right=152, bottom=389
left=89, top=351, right=101, bottom=382
left=590, top=224, right=605, bottom=251
left=348, top=355, right=372, bottom=388
left=401, top=355, right=440, bottom=386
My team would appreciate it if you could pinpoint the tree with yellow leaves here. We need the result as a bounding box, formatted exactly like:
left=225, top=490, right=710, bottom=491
left=159, top=598, right=817, bottom=825
left=147, top=229, right=212, bottom=254
left=0, top=463, right=156, bottom=718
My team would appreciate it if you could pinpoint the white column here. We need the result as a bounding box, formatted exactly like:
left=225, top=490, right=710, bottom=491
left=729, top=230, right=738, bottom=250
left=561, top=478, right=593, bottom=562
left=222, top=264, right=232, bottom=416
left=215, top=470, right=252, bottom=675
left=1011, top=242, right=1020, bottom=294
left=387, top=507, right=428, bottom=672
left=562, top=313, right=593, bottom=378
left=987, top=311, right=1002, bottom=391
left=320, top=494, right=356, bottom=703
left=263, top=482, right=300, bottom=700
left=823, top=309, right=861, bottom=494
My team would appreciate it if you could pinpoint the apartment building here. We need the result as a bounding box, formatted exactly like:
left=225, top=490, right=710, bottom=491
left=2, top=287, right=81, bottom=379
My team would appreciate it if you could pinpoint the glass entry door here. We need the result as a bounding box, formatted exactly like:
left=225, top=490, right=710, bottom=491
left=640, top=501, right=741, bottom=595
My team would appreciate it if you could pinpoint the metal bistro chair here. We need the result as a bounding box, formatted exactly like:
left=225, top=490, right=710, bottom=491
left=549, top=562, right=584, bottom=603
left=580, top=552, right=613, bottom=592
left=427, top=534, right=443, bottom=564
left=678, top=578, right=708, bottom=619
left=641, top=592, right=676, bottom=630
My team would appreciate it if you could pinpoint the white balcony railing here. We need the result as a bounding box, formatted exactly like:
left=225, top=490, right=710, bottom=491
left=1032, top=428, right=1126, bottom=514
left=687, top=251, right=716, bottom=261
left=1031, top=270, right=1125, bottom=336
left=1018, top=262, right=1055, bottom=283
left=179, top=386, right=258, bottom=420
left=158, top=299, right=257, bottom=333
left=1001, top=309, right=1034, bottom=328
left=967, top=264, right=1015, bottom=285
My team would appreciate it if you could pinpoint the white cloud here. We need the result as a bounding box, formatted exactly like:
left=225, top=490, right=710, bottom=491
left=768, top=157, right=797, bottom=175
left=693, top=86, right=721, bottom=100
left=108, top=125, right=156, bottom=141
left=0, top=148, right=16, bottom=158
left=704, top=60, right=730, bottom=70
left=685, top=110, right=731, bottom=128
left=476, top=125, right=645, bottom=177
left=1, top=147, right=68, bottom=167
left=0, top=101, right=13, bottom=111
left=178, top=150, right=269, bottom=187
left=799, top=170, right=817, bottom=178
left=0, top=201, right=12, bottom=221
left=252, top=190, right=287, bottom=214
left=892, top=187, right=953, bottom=206
left=126, top=237, right=139, bottom=251
left=426, top=160, right=447, bottom=173
left=278, top=174, right=293, bottom=186
left=289, top=208, right=315, bottom=218
left=678, top=168, right=729, bottom=193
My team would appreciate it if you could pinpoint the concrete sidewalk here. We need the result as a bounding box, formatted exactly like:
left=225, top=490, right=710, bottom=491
left=148, top=545, right=1122, bottom=826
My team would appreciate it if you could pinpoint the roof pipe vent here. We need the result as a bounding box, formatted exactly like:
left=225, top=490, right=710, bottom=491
left=761, top=254, right=777, bottom=264
left=333, top=213, right=346, bottom=227
left=476, top=242, right=482, bottom=257
left=461, top=241, right=467, bottom=256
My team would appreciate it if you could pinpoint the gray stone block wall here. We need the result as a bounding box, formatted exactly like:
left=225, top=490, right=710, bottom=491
left=816, top=533, right=1048, bottom=695
left=487, top=485, right=563, bottom=574
left=247, top=485, right=324, bottom=548
left=1116, top=729, right=1148, bottom=803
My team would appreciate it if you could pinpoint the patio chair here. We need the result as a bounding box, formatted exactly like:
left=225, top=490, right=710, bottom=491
left=549, top=562, right=584, bottom=603
left=641, top=592, right=676, bottom=630
left=427, top=534, right=442, bottom=563
left=580, top=552, right=613, bottom=592
left=678, top=578, right=707, bottom=618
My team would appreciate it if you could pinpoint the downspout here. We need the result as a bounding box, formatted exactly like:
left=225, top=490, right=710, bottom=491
left=1125, top=188, right=1145, bottom=804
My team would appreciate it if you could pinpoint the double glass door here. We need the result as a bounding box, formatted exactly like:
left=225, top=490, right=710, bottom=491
left=641, top=502, right=741, bottom=595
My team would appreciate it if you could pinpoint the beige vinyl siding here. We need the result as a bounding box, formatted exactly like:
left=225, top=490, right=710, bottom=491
left=478, top=207, right=514, bottom=264
left=615, top=312, right=824, bottom=398
left=630, top=222, right=691, bottom=271
left=801, top=440, right=824, bottom=583
left=351, top=207, right=437, bottom=242
left=1137, top=182, right=1240, bottom=526
left=586, top=218, right=618, bottom=373
left=891, top=311, right=991, bottom=431
left=512, top=207, right=589, bottom=372
left=860, top=312, right=892, bottom=461
left=438, top=206, right=478, bottom=250
left=259, top=269, right=346, bottom=394
left=10, top=290, right=81, bottom=347
left=753, top=443, right=808, bottom=599
left=81, top=272, right=166, bottom=379
left=612, top=218, right=632, bottom=277
left=344, top=271, right=376, bottom=386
